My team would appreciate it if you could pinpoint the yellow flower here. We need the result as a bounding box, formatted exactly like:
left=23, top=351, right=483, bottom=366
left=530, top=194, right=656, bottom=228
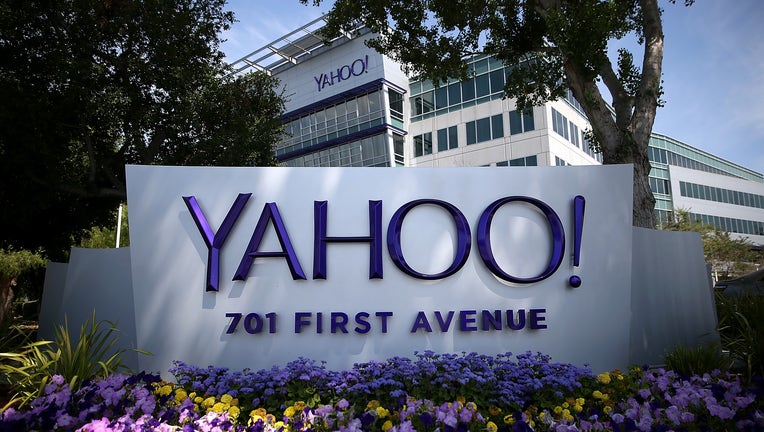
left=156, top=384, right=173, bottom=397
left=486, top=421, right=498, bottom=432
left=265, top=414, right=276, bottom=423
left=366, top=400, right=380, bottom=410
left=203, top=397, right=216, bottom=408
left=382, top=420, right=393, bottom=431
left=488, top=405, right=502, bottom=416
left=576, top=398, right=585, bottom=406
left=573, top=404, right=583, bottom=413
left=553, top=406, right=563, bottom=415
left=604, top=406, right=613, bottom=414
left=229, top=405, right=241, bottom=419
left=562, top=402, right=569, bottom=409
left=592, top=390, right=604, bottom=399
left=456, top=396, right=466, bottom=404
left=212, top=402, right=227, bottom=413
left=466, top=402, right=477, bottom=411
left=284, top=406, right=296, bottom=417
left=294, top=401, right=307, bottom=412
left=597, top=372, right=612, bottom=385
left=252, top=408, right=267, bottom=418
left=376, top=407, right=390, bottom=418
left=221, top=394, right=233, bottom=405
left=174, top=389, right=188, bottom=403
left=503, top=414, right=515, bottom=425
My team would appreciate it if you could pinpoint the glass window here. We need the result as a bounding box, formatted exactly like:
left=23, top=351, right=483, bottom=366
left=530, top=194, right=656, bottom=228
left=510, top=158, right=524, bottom=166
left=473, top=58, right=489, bottom=74
left=526, top=155, right=537, bottom=166
left=368, top=91, right=381, bottom=114
left=491, top=114, right=504, bottom=139
left=490, top=69, right=505, bottom=94
left=476, top=73, right=490, bottom=98
left=346, top=99, right=358, bottom=119
left=466, top=121, right=477, bottom=145
left=435, top=86, right=448, bottom=109
left=393, top=133, right=404, bottom=166
left=509, top=110, right=523, bottom=135
left=437, top=128, right=448, bottom=152
left=448, top=83, right=461, bottom=105
left=476, top=117, right=491, bottom=143
left=437, top=126, right=459, bottom=151
left=448, top=126, right=458, bottom=149
left=497, top=161, right=508, bottom=167
left=523, top=109, right=534, bottom=132
left=462, top=78, right=475, bottom=101
left=421, top=91, right=434, bottom=114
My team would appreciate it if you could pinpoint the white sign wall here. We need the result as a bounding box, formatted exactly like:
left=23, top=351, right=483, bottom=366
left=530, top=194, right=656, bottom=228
left=126, top=165, right=633, bottom=373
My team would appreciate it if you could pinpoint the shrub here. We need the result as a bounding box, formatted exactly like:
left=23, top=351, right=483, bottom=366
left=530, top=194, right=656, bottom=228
left=663, top=343, right=730, bottom=376
left=0, top=311, right=145, bottom=409
left=716, top=291, right=764, bottom=383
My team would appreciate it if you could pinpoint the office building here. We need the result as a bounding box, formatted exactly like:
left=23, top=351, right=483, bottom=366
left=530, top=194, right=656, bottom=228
left=229, top=16, right=764, bottom=246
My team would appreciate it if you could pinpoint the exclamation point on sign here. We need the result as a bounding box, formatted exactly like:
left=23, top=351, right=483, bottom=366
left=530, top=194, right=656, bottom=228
left=569, top=195, right=586, bottom=288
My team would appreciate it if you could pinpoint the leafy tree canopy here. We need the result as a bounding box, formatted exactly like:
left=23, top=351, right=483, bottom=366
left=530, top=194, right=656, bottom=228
left=303, top=0, right=693, bottom=228
left=0, top=0, right=285, bottom=259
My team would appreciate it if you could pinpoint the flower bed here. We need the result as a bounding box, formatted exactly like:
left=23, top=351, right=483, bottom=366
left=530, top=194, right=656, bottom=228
left=1, top=351, right=762, bottom=431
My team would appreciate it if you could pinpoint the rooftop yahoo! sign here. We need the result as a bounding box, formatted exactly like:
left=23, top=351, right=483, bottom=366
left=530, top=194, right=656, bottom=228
left=314, top=55, right=369, bottom=92
left=125, top=165, right=634, bottom=373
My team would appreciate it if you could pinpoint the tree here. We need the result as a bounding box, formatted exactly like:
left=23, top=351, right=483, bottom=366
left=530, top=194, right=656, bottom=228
left=303, top=0, right=694, bottom=228
left=663, top=209, right=762, bottom=281
left=0, top=249, right=46, bottom=327
left=0, top=0, right=285, bottom=259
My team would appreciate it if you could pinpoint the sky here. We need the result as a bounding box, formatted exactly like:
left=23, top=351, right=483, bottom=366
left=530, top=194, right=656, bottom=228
left=220, top=0, right=764, bottom=175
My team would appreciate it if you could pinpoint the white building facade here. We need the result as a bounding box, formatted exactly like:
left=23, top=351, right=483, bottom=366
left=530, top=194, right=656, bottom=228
left=229, top=17, right=764, bottom=246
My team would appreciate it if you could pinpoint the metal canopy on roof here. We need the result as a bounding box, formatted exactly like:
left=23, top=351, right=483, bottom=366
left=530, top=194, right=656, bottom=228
left=227, top=15, right=357, bottom=76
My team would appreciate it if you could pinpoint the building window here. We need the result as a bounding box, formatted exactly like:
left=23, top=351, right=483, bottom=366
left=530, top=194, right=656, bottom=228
left=569, top=122, right=580, bottom=148
left=437, top=126, right=459, bottom=151
left=555, top=156, right=568, bottom=166
left=551, top=108, right=568, bottom=140
left=466, top=114, right=504, bottom=145
left=509, top=109, right=535, bottom=135
left=508, top=155, right=538, bottom=166
left=414, top=132, right=433, bottom=157
left=389, top=90, right=404, bottom=128
left=393, top=133, right=404, bottom=166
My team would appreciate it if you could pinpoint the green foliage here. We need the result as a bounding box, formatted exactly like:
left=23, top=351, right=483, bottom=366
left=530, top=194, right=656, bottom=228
left=0, top=0, right=285, bottom=259
left=78, top=205, right=130, bottom=249
left=663, top=343, right=730, bottom=376
left=0, top=249, right=46, bottom=283
left=716, top=292, right=764, bottom=383
left=0, top=311, right=145, bottom=408
left=303, top=0, right=686, bottom=228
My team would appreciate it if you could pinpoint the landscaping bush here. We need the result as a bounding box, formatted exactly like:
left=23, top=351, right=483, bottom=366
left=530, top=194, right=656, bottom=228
left=716, top=291, right=764, bottom=382
left=663, top=343, right=731, bottom=376
left=0, top=312, right=143, bottom=409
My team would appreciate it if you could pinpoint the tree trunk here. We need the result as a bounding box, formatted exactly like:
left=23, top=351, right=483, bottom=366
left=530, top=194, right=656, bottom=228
left=0, top=277, right=14, bottom=327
